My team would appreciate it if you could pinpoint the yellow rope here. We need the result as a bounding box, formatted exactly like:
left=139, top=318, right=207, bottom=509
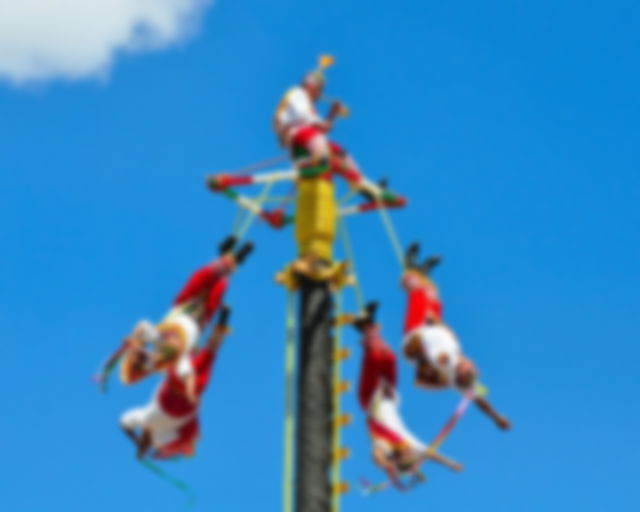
left=338, top=217, right=366, bottom=312
left=339, top=188, right=358, bottom=205
left=376, top=201, right=405, bottom=270
left=236, top=181, right=275, bottom=240
left=282, top=292, right=296, bottom=512
left=231, top=204, right=245, bottom=235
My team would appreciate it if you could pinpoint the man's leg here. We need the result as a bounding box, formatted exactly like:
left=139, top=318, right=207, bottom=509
left=328, top=141, right=361, bottom=185
left=120, top=424, right=152, bottom=459
left=290, top=126, right=332, bottom=177
left=307, top=133, right=331, bottom=162
left=173, top=262, right=229, bottom=327
left=153, top=418, right=199, bottom=459
left=122, top=424, right=140, bottom=445
left=174, top=264, right=219, bottom=307
left=137, top=430, right=152, bottom=459
left=121, top=405, right=155, bottom=458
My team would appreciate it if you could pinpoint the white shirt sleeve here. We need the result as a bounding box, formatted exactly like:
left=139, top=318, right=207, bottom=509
left=276, top=87, right=321, bottom=127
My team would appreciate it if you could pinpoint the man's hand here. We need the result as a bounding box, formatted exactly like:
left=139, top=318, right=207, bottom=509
left=206, top=324, right=231, bottom=350
left=315, top=120, right=333, bottom=133
left=329, top=100, right=348, bottom=120
left=496, top=416, right=511, bottom=431
left=214, top=325, right=231, bottom=338
left=450, top=461, right=464, bottom=472
left=125, top=334, right=144, bottom=351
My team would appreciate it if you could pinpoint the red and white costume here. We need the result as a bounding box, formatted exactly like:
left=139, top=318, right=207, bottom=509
left=121, top=346, right=217, bottom=459
left=131, top=257, right=231, bottom=380
left=274, top=86, right=361, bottom=184
left=275, top=86, right=324, bottom=146
left=402, top=271, right=461, bottom=386
left=359, top=326, right=427, bottom=456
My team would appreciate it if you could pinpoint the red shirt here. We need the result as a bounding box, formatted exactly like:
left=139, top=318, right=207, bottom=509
left=358, top=332, right=397, bottom=410
left=158, top=348, right=216, bottom=417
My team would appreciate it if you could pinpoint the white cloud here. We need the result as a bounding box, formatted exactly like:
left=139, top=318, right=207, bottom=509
left=0, top=0, right=212, bottom=84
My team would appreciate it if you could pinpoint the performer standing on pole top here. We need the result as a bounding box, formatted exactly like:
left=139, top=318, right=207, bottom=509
left=401, top=243, right=512, bottom=431
left=120, top=305, right=233, bottom=460
left=352, top=302, right=463, bottom=488
left=273, top=55, right=363, bottom=185
left=96, top=236, right=253, bottom=389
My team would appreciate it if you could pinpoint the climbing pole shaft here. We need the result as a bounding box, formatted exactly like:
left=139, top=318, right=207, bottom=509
left=295, top=276, right=334, bottom=512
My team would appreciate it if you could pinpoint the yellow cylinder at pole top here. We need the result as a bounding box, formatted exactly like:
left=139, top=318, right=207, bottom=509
left=295, top=177, right=337, bottom=262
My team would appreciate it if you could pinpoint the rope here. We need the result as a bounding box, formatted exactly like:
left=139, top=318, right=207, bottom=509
left=427, top=392, right=474, bottom=455
left=231, top=204, right=246, bottom=235
left=339, top=188, right=358, bottom=205
left=225, top=154, right=288, bottom=175
left=261, top=196, right=295, bottom=204
left=282, top=292, right=297, bottom=512
left=338, top=217, right=366, bottom=312
left=331, top=291, right=344, bottom=512
left=92, top=343, right=129, bottom=393
left=360, top=386, right=486, bottom=497
left=358, top=470, right=424, bottom=496
left=235, top=181, right=274, bottom=240
left=376, top=202, right=405, bottom=270
left=139, top=458, right=195, bottom=507
left=277, top=182, right=296, bottom=211
left=427, top=383, right=487, bottom=455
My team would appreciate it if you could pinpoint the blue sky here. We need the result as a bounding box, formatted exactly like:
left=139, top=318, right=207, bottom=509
left=2, top=1, right=639, bottom=511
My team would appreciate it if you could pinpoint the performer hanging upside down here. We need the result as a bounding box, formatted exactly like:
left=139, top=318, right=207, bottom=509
left=273, top=55, right=364, bottom=186
left=97, top=236, right=253, bottom=388
left=402, top=243, right=511, bottom=431
left=121, top=305, right=232, bottom=460
left=352, top=302, right=462, bottom=488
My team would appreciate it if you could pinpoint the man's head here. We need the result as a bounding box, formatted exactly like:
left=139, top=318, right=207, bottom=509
left=454, top=357, right=477, bottom=390
left=301, top=54, right=334, bottom=100
left=151, top=325, right=188, bottom=368
left=302, top=71, right=325, bottom=101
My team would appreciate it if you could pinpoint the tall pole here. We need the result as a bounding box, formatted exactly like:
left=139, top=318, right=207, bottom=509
left=295, top=275, right=334, bottom=512
left=276, top=164, right=357, bottom=512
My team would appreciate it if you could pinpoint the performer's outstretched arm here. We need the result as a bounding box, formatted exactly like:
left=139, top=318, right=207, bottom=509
left=120, top=340, right=155, bottom=385
left=474, top=396, right=511, bottom=431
